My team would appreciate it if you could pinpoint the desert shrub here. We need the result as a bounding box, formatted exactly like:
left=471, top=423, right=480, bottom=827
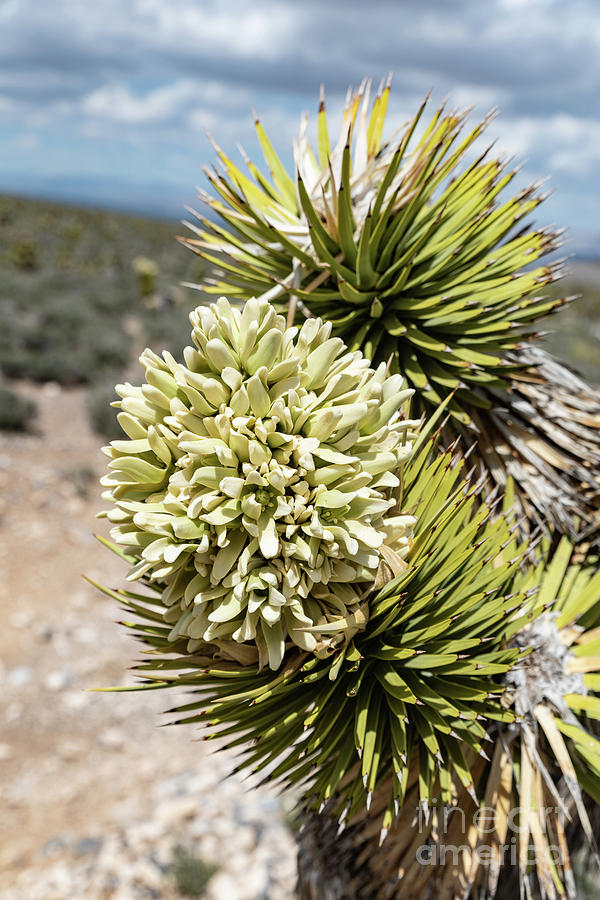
left=0, top=195, right=207, bottom=387
left=543, top=277, right=600, bottom=385
left=3, top=349, right=86, bottom=384
left=0, top=296, right=131, bottom=384
left=574, top=851, right=598, bottom=900
left=0, top=197, right=13, bottom=225
left=63, top=220, right=84, bottom=246
left=139, top=284, right=212, bottom=359
left=0, top=385, right=36, bottom=431
left=86, top=379, right=123, bottom=440
left=10, top=238, right=37, bottom=271
left=87, top=323, right=132, bottom=372
left=170, top=845, right=217, bottom=898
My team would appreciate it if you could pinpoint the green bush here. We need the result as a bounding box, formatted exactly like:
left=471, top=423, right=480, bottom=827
left=10, top=238, right=37, bottom=271
left=0, top=196, right=210, bottom=390
left=545, top=277, right=600, bottom=384
left=170, top=845, right=217, bottom=898
left=574, top=851, right=598, bottom=899
left=0, top=385, right=37, bottom=431
left=0, top=198, right=13, bottom=225
left=86, top=380, right=123, bottom=441
left=0, top=296, right=131, bottom=385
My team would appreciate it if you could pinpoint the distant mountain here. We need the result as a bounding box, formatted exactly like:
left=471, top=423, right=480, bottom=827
left=0, top=179, right=598, bottom=263
left=0, top=175, right=196, bottom=221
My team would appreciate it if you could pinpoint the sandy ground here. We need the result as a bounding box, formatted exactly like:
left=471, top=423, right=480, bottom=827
left=0, top=384, right=296, bottom=898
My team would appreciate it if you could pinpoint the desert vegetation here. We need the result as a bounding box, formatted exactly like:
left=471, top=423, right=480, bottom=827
left=0, top=194, right=208, bottom=432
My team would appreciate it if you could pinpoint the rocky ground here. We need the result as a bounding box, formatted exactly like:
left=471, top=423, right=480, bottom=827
left=0, top=383, right=297, bottom=899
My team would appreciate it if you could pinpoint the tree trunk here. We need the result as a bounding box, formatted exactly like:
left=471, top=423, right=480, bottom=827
left=296, top=812, right=373, bottom=900
left=295, top=807, right=544, bottom=900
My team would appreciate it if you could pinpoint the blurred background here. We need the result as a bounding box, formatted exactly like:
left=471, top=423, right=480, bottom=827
left=0, top=1, right=598, bottom=898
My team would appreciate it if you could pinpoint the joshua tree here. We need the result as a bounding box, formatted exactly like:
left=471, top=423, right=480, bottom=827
left=96, top=82, right=600, bottom=899
left=181, top=79, right=600, bottom=546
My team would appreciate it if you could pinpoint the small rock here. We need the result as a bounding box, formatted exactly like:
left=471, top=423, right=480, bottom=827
left=98, top=727, right=125, bottom=750
left=62, top=690, right=87, bottom=711
left=67, top=523, right=96, bottom=545
left=242, top=864, right=269, bottom=897
left=73, top=625, right=96, bottom=644
left=155, top=796, right=198, bottom=828
left=130, top=857, right=163, bottom=890
left=37, top=624, right=55, bottom=642
left=8, top=666, right=33, bottom=687
left=40, top=836, right=70, bottom=857
left=45, top=670, right=74, bottom=691
left=58, top=739, right=85, bottom=761
left=208, top=872, right=241, bottom=900
left=74, top=836, right=103, bottom=857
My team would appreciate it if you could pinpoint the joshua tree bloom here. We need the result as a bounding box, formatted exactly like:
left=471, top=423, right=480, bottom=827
left=100, top=296, right=416, bottom=669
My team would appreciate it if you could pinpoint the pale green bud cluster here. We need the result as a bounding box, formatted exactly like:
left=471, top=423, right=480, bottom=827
left=101, top=297, right=416, bottom=669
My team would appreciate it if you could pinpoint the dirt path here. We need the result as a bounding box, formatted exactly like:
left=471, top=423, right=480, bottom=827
left=0, top=384, right=296, bottom=899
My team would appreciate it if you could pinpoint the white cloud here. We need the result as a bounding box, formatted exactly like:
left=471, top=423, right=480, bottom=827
left=548, top=116, right=600, bottom=174
left=4, top=0, right=296, bottom=69
left=499, top=0, right=553, bottom=8
left=490, top=113, right=600, bottom=176
left=0, top=94, right=16, bottom=113
left=0, top=0, right=597, bottom=234
left=135, top=0, right=295, bottom=60
left=80, top=78, right=267, bottom=145
left=82, top=81, right=200, bottom=125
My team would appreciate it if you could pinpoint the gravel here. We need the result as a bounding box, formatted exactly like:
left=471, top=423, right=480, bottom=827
left=0, top=386, right=299, bottom=900
left=2, top=760, right=297, bottom=900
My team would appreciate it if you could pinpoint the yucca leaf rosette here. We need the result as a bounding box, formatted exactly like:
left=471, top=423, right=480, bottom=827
left=95, top=299, right=599, bottom=897
left=96, top=433, right=530, bottom=838
left=348, top=536, right=600, bottom=900
left=495, top=536, right=600, bottom=898
left=183, top=79, right=564, bottom=424
left=181, top=80, right=600, bottom=547
left=100, top=297, right=416, bottom=669
left=97, top=432, right=600, bottom=899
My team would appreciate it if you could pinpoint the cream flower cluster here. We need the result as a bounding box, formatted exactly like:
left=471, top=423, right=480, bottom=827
left=101, top=297, right=416, bottom=669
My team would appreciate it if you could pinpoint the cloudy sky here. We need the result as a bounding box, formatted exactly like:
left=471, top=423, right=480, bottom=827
left=1, top=0, right=599, bottom=251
